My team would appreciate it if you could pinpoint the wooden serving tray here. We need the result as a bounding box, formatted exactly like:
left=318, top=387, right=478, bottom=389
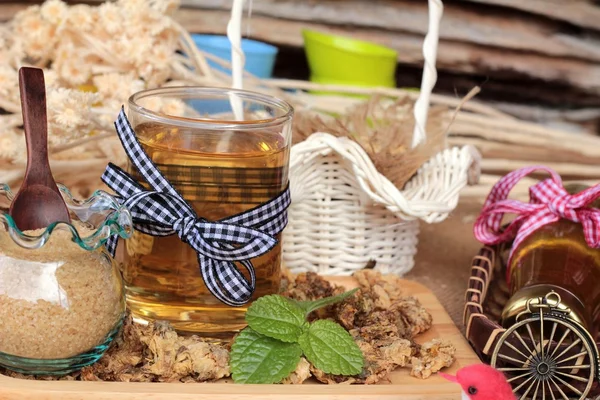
left=0, top=277, right=480, bottom=399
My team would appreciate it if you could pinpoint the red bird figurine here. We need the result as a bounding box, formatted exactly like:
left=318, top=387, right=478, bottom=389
left=440, top=364, right=516, bottom=400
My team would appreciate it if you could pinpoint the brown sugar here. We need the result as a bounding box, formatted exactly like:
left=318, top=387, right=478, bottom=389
left=0, top=225, right=124, bottom=359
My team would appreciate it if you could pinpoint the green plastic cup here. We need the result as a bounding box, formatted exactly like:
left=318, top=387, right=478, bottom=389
left=302, top=29, right=398, bottom=93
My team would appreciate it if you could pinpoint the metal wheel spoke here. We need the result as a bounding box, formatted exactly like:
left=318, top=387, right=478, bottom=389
left=554, top=365, right=591, bottom=370
left=546, top=322, right=557, bottom=357
left=549, top=376, right=570, bottom=400
left=547, top=379, right=556, bottom=400
left=504, top=341, right=531, bottom=364
left=499, top=353, right=529, bottom=366
left=539, top=309, right=545, bottom=359
left=542, top=379, right=546, bottom=400
left=555, top=370, right=589, bottom=383
left=519, top=374, right=537, bottom=400
left=550, top=328, right=571, bottom=359
left=499, top=367, right=535, bottom=372
left=513, top=329, right=537, bottom=359
left=513, top=374, right=536, bottom=393
left=553, top=374, right=583, bottom=396
left=556, top=350, right=589, bottom=365
left=507, top=371, right=534, bottom=383
left=526, top=323, right=538, bottom=358
left=554, top=338, right=581, bottom=362
left=530, top=379, right=541, bottom=400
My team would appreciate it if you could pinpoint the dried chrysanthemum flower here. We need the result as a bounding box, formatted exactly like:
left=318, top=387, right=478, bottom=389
left=0, top=66, right=19, bottom=115
left=128, top=37, right=156, bottom=67
left=43, top=69, right=59, bottom=88
left=149, top=0, right=180, bottom=15
left=0, top=66, right=17, bottom=98
left=119, top=0, right=151, bottom=14
left=46, top=88, right=100, bottom=144
left=40, top=0, right=68, bottom=25
left=12, top=6, right=58, bottom=60
left=97, top=2, right=123, bottom=35
left=59, top=57, right=93, bottom=86
left=152, top=45, right=174, bottom=70
left=13, top=7, right=44, bottom=37
left=0, top=129, right=26, bottom=160
left=0, top=0, right=198, bottom=166
left=138, top=62, right=171, bottom=88
left=93, top=73, right=145, bottom=106
left=63, top=4, right=94, bottom=32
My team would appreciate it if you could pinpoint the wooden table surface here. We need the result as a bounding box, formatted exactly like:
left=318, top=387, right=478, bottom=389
left=408, top=199, right=483, bottom=334
left=0, top=276, right=480, bottom=399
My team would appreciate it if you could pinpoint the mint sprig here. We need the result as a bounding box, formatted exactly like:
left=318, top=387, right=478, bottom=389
left=292, top=288, right=359, bottom=315
left=230, top=328, right=303, bottom=384
left=230, top=289, right=363, bottom=384
left=298, top=320, right=363, bottom=375
left=245, top=295, right=307, bottom=342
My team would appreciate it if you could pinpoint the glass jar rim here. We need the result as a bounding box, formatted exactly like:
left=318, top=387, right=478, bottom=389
left=0, top=183, right=133, bottom=251
left=128, top=86, right=294, bottom=130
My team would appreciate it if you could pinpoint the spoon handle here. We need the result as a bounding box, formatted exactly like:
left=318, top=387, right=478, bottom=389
left=19, top=67, right=53, bottom=187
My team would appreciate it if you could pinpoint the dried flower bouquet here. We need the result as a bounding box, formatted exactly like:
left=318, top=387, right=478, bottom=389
left=0, top=0, right=455, bottom=198
left=0, top=0, right=267, bottom=196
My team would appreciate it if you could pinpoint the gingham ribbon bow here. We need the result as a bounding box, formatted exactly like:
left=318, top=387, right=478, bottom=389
left=474, top=165, right=600, bottom=282
left=101, top=108, right=291, bottom=306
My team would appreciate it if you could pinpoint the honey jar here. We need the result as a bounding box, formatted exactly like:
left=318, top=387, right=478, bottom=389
left=502, top=184, right=600, bottom=340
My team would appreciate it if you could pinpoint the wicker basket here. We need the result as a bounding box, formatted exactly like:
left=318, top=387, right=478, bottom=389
left=283, top=134, right=479, bottom=275
left=281, top=0, right=480, bottom=276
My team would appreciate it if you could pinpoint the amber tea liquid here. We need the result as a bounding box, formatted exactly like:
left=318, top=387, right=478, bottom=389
left=508, top=220, right=600, bottom=340
left=122, top=121, right=289, bottom=338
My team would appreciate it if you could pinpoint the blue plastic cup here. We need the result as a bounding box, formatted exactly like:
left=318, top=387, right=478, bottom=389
left=191, top=34, right=279, bottom=79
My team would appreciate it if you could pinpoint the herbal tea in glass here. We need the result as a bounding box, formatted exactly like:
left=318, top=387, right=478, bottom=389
left=121, top=87, right=292, bottom=338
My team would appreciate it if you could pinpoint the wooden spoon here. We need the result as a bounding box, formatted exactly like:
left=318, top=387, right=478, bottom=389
left=9, top=67, right=71, bottom=231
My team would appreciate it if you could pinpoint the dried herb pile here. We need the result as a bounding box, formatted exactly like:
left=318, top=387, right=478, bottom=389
left=280, top=270, right=456, bottom=383
left=2, top=269, right=455, bottom=384
left=293, top=95, right=449, bottom=190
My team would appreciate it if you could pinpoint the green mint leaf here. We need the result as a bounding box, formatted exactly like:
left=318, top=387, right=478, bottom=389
left=293, top=288, right=359, bottom=316
left=230, top=328, right=303, bottom=384
left=245, top=294, right=307, bottom=342
left=298, top=319, right=364, bottom=376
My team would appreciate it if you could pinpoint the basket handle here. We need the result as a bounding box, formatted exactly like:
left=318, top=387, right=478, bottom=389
left=226, top=0, right=443, bottom=147
left=411, top=0, right=444, bottom=149
left=226, top=0, right=246, bottom=120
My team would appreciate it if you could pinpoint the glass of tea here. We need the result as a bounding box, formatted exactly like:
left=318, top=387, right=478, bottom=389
left=122, top=87, right=292, bottom=338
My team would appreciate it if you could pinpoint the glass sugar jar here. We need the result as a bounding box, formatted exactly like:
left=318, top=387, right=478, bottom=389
left=0, top=183, right=133, bottom=375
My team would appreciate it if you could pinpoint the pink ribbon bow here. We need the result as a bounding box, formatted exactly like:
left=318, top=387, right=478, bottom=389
left=473, top=165, right=600, bottom=283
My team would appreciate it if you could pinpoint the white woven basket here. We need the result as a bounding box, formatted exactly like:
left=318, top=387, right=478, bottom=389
left=281, top=0, right=481, bottom=275
left=283, top=134, right=479, bottom=275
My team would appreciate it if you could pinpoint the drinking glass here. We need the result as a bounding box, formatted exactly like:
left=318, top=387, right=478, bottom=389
left=122, top=87, right=293, bottom=338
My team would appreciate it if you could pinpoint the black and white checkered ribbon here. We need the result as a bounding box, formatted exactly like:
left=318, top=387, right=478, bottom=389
left=101, top=108, right=291, bottom=306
